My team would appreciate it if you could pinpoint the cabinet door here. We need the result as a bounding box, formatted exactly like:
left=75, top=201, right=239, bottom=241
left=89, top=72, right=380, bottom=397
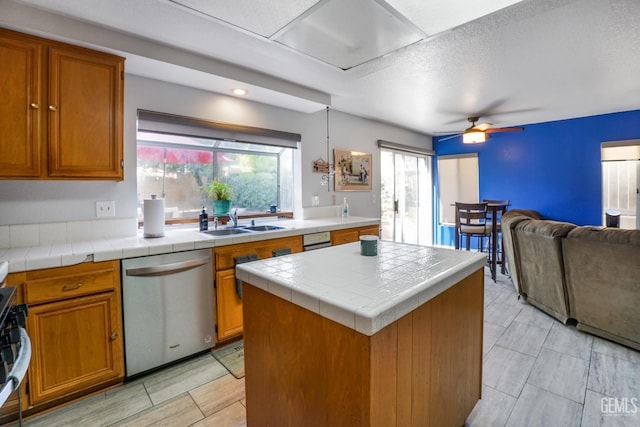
left=0, top=30, right=43, bottom=177
left=27, top=292, right=124, bottom=405
left=216, top=269, right=244, bottom=341
left=47, top=45, right=123, bottom=179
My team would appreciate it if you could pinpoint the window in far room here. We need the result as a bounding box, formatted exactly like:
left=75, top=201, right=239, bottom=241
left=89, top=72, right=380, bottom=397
left=136, top=110, right=299, bottom=224
left=437, top=153, right=479, bottom=225
left=601, top=142, right=640, bottom=229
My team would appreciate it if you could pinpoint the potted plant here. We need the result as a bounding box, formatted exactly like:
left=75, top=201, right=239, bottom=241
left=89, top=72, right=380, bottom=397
left=203, top=180, right=233, bottom=216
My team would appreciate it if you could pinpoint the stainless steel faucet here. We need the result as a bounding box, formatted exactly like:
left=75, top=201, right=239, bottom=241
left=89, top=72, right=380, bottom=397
left=213, top=217, right=218, bottom=230
left=227, top=208, right=238, bottom=228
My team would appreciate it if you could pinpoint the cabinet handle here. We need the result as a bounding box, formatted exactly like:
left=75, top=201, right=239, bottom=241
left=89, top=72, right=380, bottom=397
left=62, top=283, right=82, bottom=291
left=110, top=332, right=118, bottom=341
left=30, top=103, right=39, bottom=109
left=48, top=105, right=57, bottom=111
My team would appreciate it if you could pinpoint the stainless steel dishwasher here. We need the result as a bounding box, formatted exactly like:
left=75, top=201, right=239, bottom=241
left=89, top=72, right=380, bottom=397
left=122, top=249, right=214, bottom=377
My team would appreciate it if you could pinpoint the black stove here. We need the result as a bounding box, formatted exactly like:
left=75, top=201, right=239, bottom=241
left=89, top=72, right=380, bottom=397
left=0, top=287, right=17, bottom=330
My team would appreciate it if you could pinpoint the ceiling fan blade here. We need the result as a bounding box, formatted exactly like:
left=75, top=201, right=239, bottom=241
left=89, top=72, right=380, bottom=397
left=432, top=130, right=464, bottom=134
left=485, top=127, right=524, bottom=134
left=475, top=122, right=492, bottom=131
left=437, top=133, right=462, bottom=141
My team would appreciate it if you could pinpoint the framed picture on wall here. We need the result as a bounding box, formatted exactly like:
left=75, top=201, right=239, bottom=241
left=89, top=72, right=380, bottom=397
left=334, top=149, right=372, bottom=191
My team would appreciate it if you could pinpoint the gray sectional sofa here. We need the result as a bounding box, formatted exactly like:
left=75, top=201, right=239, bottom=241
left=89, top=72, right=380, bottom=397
left=502, top=209, right=640, bottom=351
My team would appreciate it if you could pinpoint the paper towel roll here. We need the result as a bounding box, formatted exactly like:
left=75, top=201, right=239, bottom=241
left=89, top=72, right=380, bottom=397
left=144, top=195, right=165, bottom=237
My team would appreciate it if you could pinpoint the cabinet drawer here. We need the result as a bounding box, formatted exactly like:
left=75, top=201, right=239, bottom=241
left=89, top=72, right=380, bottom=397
left=358, top=225, right=380, bottom=237
left=25, top=261, right=119, bottom=305
left=331, top=225, right=380, bottom=246
left=214, top=236, right=303, bottom=270
left=331, top=229, right=360, bottom=245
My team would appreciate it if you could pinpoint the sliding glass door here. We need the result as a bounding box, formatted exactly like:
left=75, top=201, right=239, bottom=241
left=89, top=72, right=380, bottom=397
left=380, top=150, right=433, bottom=245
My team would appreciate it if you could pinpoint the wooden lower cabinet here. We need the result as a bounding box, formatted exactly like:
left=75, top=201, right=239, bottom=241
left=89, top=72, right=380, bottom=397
left=27, top=291, right=124, bottom=405
left=23, top=260, right=124, bottom=409
left=213, top=235, right=303, bottom=342
left=331, top=224, right=380, bottom=245
left=215, top=269, right=243, bottom=341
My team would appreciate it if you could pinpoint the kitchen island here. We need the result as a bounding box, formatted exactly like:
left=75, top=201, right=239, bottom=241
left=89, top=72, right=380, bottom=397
left=236, top=241, right=486, bottom=427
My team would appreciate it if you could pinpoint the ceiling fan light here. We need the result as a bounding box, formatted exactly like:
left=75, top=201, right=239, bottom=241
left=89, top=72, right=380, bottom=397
left=462, top=129, right=486, bottom=144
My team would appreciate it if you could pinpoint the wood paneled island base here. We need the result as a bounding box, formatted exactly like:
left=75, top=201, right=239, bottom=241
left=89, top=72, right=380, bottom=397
left=242, top=268, right=484, bottom=427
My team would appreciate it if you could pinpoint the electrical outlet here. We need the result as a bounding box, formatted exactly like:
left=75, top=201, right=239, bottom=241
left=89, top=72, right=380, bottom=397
left=96, top=200, right=115, bottom=218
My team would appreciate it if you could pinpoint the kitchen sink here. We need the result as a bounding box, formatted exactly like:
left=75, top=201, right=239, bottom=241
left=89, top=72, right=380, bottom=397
left=202, top=228, right=251, bottom=236
left=243, top=225, right=286, bottom=231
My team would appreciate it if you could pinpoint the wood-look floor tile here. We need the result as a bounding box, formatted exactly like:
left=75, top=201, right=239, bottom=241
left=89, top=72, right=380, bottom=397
left=190, top=374, right=245, bottom=416
left=25, top=383, right=152, bottom=427
left=506, top=383, right=583, bottom=427
left=587, top=351, right=640, bottom=399
left=492, top=288, right=523, bottom=307
left=484, top=288, right=502, bottom=307
left=115, top=393, right=204, bottom=427
left=543, top=322, right=593, bottom=361
left=513, top=304, right=556, bottom=330
left=143, top=353, right=229, bottom=405
left=592, top=337, right=640, bottom=364
left=496, top=320, right=550, bottom=357
left=191, top=401, right=247, bottom=427
left=581, top=389, right=639, bottom=427
left=485, top=302, right=523, bottom=328
left=465, top=385, right=517, bottom=427
left=483, top=322, right=506, bottom=356
left=483, top=345, right=536, bottom=397
left=528, top=348, right=589, bottom=403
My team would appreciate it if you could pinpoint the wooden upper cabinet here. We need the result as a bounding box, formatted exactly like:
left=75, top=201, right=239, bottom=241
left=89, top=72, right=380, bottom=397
left=0, top=31, right=42, bottom=177
left=0, top=28, right=124, bottom=180
left=47, top=45, right=123, bottom=179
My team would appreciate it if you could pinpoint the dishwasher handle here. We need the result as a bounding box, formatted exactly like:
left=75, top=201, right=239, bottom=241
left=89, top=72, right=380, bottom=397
left=125, top=257, right=210, bottom=277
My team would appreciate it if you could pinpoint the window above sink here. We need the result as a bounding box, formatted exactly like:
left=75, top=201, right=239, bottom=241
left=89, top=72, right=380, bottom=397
left=136, top=110, right=299, bottom=226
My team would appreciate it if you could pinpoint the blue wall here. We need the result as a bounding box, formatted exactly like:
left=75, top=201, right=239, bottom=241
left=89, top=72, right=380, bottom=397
left=434, top=109, right=640, bottom=246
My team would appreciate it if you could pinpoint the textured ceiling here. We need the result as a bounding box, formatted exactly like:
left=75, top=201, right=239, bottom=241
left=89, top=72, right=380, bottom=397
left=4, top=0, right=640, bottom=136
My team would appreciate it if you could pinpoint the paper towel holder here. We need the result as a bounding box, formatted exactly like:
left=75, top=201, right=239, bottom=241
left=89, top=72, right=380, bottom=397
left=143, top=194, right=166, bottom=238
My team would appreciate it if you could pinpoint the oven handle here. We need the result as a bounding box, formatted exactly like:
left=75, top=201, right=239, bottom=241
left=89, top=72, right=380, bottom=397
left=125, top=257, right=210, bottom=277
left=0, top=327, right=31, bottom=407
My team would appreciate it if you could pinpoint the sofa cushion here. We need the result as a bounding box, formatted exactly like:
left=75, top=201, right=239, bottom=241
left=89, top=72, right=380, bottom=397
left=563, top=226, right=640, bottom=350
left=512, top=219, right=576, bottom=323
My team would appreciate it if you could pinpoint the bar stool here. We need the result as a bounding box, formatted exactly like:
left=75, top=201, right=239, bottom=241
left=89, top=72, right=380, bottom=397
left=483, top=199, right=510, bottom=276
left=455, top=202, right=490, bottom=251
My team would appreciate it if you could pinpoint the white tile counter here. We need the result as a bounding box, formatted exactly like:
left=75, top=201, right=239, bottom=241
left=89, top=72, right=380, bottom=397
left=236, top=240, right=486, bottom=335
left=0, top=216, right=379, bottom=273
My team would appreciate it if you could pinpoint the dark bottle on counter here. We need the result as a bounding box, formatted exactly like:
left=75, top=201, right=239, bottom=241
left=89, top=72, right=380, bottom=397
left=199, top=207, right=208, bottom=231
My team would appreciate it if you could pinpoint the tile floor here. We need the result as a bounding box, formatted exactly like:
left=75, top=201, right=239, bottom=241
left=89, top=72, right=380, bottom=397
left=22, top=267, right=640, bottom=427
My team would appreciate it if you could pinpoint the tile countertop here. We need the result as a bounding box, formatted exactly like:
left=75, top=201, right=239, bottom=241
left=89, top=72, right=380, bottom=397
left=235, top=240, right=486, bottom=336
left=0, top=216, right=379, bottom=273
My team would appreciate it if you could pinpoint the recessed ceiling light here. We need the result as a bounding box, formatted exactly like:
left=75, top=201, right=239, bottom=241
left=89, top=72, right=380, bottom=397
left=231, top=88, right=248, bottom=96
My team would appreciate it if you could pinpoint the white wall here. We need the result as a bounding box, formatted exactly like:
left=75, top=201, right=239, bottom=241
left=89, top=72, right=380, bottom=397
left=0, top=0, right=431, bottom=226
left=0, top=74, right=430, bottom=225
left=1, top=75, right=430, bottom=224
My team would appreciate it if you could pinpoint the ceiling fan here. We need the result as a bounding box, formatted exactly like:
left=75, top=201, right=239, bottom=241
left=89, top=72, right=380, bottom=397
left=438, top=117, right=524, bottom=144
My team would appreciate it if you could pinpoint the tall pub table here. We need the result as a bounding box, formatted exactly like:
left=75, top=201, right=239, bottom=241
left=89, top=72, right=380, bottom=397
left=485, top=201, right=510, bottom=281
left=453, top=201, right=509, bottom=282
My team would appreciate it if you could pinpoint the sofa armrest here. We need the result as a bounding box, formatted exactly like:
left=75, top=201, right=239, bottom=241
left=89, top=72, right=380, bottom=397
left=512, top=219, right=576, bottom=322
left=501, top=209, right=544, bottom=296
